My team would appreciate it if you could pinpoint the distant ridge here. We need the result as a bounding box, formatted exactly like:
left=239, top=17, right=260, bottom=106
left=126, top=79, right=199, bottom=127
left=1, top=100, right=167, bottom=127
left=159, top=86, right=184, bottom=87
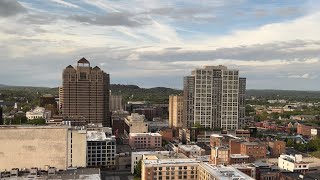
left=1, top=84, right=320, bottom=102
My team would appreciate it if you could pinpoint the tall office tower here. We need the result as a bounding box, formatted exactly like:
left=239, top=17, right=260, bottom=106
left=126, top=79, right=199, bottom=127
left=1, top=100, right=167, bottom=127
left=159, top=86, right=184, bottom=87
left=238, top=78, right=246, bottom=129
left=60, top=58, right=110, bottom=126
left=183, top=76, right=195, bottom=128
left=183, top=65, right=246, bottom=130
left=168, top=95, right=183, bottom=128
left=0, top=106, right=3, bottom=125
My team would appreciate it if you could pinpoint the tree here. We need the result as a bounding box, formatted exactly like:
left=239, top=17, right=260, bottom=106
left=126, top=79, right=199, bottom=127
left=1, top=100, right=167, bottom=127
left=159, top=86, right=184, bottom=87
left=275, top=120, right=282, bottom=125
left=27, top=118, right=46, bottom=125
left=287, top=139, right=294, bottom=147
left=134, top=160, right=142, bottom=178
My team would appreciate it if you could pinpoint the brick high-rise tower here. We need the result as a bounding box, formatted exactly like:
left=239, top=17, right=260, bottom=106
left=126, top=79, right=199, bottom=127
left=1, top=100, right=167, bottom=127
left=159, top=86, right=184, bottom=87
left=60, top=58, right=110, bottom=126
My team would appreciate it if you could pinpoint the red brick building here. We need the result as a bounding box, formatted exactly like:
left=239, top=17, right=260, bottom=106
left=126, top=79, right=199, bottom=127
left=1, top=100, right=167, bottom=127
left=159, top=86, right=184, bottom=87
left=159, top=128, right=173, bottom=141
left=240, top=142, right=267, bottom=159
left=297, top=124, right=313, bottom=136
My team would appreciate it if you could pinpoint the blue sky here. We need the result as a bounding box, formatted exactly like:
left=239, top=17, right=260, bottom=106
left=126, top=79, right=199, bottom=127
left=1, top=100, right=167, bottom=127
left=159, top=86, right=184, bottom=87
left=1, top=0, right=320, bottom=90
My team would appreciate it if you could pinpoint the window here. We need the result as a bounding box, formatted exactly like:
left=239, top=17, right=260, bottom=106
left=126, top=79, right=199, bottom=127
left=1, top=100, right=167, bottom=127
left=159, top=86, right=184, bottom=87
left=79, top=72, right=86, bottom=80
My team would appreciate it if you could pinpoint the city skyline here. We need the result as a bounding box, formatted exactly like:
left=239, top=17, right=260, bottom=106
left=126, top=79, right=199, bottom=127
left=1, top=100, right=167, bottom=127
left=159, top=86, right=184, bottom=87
left=1, top=0, right=320, bottom=90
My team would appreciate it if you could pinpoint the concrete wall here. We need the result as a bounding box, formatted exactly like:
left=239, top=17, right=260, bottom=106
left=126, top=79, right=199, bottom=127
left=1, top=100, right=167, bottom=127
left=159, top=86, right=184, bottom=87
left=0, top=126, right=68, bottom=171
left=67, top=129, right=87, bottom=168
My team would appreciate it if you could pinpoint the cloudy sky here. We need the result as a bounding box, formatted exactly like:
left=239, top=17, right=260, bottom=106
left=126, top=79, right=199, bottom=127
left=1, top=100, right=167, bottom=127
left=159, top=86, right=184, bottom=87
left=1, top=0, right=320, bottom=90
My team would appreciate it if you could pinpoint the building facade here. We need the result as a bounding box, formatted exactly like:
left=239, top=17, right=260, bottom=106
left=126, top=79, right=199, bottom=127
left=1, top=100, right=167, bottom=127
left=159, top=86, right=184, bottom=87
left=169, top=95, right=184, bottom=128
left=131, top=151, right=172, bottom=174
left=124, top=113, right=148, bottom=134
left=26, top=106, right=51, bottom=120
left=86, top=131, right=116, bottom=168
left=128, top=133, right=162, bottom=149
left=297, top=124, right=313, bottom=136
left=0, top=106, right=3, bottom=125
left=210, top=147, right=230, bottom=165
left=240, top=142, right=267, bottom=159
left=178, top=145, right=206, bottom=157
left=197, top=163, right=254, bottom=180
left=183, top=65, right=246, bottom=130
left=278, top=154, right=309, bottom=173
left=40, top=94, right=58, bottom=116
left=109, top=92, right=123, bottom=112
left=60, top=58, right=110, bottom=126
left=0, top=126, right=87, bottom=171
left=141, top=159, right=200, bottom=180
left=268, top=140, right=286, bottom=158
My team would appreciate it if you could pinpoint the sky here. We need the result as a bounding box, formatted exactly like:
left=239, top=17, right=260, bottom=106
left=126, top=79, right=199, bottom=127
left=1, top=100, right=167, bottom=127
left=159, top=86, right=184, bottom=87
left=0, top=0, right=320, bottom=90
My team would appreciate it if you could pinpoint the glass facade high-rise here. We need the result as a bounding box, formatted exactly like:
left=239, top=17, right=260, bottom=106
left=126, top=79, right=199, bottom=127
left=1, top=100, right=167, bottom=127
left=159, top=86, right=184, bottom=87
left=183, top=65, right=246, bottom=130
left=60, top=58, right=110, bottom=126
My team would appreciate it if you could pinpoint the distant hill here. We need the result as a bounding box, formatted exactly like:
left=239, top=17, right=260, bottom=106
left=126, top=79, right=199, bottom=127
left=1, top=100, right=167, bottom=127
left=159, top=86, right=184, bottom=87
left=110, top=84, right=182, bottom=103
left=1, top=83, right=320, bottom=103
left=246, top=89, right=320, bottom=101
left=0, top=84, right=182, bottom=104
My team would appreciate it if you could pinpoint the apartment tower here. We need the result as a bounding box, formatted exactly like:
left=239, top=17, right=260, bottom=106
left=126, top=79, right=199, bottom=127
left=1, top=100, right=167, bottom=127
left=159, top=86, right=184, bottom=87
left=168, top=95, right=183, bottom=128
left=183, top=65, right=246, bottom=130
left=60, top=58, right=110, bottom=126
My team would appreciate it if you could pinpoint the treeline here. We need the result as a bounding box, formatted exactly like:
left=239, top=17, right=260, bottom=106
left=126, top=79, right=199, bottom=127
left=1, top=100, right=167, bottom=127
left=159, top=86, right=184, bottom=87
left=247, top=89, right=320, bottom=102
left=110, top=84, right=182, bottom=103
left=0, top=84, right=182, bottom=106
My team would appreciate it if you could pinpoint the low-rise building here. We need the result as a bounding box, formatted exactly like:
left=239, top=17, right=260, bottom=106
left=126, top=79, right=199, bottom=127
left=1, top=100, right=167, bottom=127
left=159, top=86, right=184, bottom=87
left=210, top=134, right=224, bottom=147
left=178, top=144, right=206, bottom=157
left=232, top=164, right=256, bottom=179
left=115, top=152, right=131, bottom=170
left=240, top=142, right=267, bottom=160
left=86, top=131, right=116, bottom=169
left=124, top=113, right=148, bottom=134
left=235, top=129, right=250, bottom=137
left=159, top=128, right=174, bottom=141
left=26, top=106, right=51, bottom=120
left=297, top=124, right=313, bottom=136
left=268, top=140, right=286, bottom=158
left=141, top=158, right=200, bottom=180
left=0, top=126, right=86, bottom=171
left=278, top=154, right=309, bottom=173
left=129, top=133, right=162, bottom=149
left=253, top=162, right=280, bottom=180
left=210, top=147, right=230, bottom=165
left=133, top=107, right=159, bottom=121
left=148, top=119, right=168, bottom=132
left=229, top=154, right=252, bottom=164
left=197, top=163, right=254, bottom=180
left=131, top=151, right=175, bottom=174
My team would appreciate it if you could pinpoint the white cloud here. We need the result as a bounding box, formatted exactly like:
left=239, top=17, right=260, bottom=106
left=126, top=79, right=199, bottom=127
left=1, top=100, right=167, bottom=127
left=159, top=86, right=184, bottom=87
left=50, top=0, right=80, bottom=8
left=200, top=12, right=320, bottom=48
left=288, top=73, right=318, bottom=79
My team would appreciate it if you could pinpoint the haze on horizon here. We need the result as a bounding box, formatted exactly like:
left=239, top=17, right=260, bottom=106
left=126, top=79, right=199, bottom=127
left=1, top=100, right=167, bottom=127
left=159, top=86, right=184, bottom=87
left=1, top=0, right=320, bottom=90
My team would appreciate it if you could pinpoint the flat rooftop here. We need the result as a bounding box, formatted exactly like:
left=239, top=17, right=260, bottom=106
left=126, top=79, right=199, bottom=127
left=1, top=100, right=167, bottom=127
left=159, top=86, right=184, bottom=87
left=178, top=144, right=203, bottom=152
left=87, top=131, right=115, bottom=141
left=2, top=168, right=101, bottom=180
left=132, top=151, right=171, bottom=155
left=199, top=163, right=254, bottom=180
left=230, top=154, right=250, bottom=158
left=0, top=125, right=67, bottom=129
left=129, top=133, right=161, bottom=137
left=241, top=142, right=262, bottom=146
left=144, top=152, right=187, bottom=160
left=211, top=134, right=223, bottom=138
left=143, top=158, right=200, bottom=166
